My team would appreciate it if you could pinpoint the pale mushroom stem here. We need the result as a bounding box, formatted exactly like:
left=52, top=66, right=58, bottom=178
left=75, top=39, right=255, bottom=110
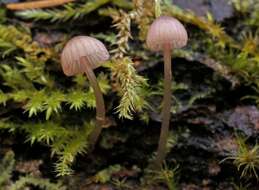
left=155, top=45, right=172, bottom=168
left=81, top=57, right=106, bottom=149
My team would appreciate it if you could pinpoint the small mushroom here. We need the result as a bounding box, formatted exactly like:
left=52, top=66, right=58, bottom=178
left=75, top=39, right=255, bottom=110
left=61, top=36, right=110, bottom=148
left=146, top=16, right=188, bottom=168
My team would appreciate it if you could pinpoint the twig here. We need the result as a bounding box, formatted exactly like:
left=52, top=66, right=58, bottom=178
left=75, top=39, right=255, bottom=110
left=6, top=0, right=75, bottom=10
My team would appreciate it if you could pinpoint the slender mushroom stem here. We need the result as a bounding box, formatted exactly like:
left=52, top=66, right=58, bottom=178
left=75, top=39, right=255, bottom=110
left=81, top=57, right=106, bottom=148
left=155, top=44, right=172, bottom=168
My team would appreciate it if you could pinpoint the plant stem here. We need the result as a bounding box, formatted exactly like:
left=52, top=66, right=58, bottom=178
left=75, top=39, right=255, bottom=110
left=6, top=0, right=75, bottom=10
left=81, top=57, right=106, bottom=149
left=155, top=45, right=172, bottom=168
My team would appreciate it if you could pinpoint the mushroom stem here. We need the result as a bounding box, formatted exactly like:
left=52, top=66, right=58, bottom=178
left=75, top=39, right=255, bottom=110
left=155, top=45, right=172, bottom=168
left=81, top=57, right=106, bottom=148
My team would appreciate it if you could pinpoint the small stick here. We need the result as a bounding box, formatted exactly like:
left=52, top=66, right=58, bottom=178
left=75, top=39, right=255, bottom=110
left=6, top=0, right=75, bottom=10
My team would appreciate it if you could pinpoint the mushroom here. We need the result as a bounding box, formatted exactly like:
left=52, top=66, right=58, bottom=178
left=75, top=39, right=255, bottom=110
left=61, top=36, right=110, bottom=148
left=146, top=16, right=188, bottom=167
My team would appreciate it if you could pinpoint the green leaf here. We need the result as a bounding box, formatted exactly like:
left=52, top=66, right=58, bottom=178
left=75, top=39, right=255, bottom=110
left=0, top=91, right=9, bottom=106
left=0, top=151, right=15, bottom=186
left=94, top=165, right=121, bottom=183
left=66, top=90, right=87, bottom=111
left=24, top=90, right=46, bottom=117
left=85, top=91, right=96, bottom=108
left=44, top=91, right=65, bottom=120
left=97, top=72, right=111, bottom=94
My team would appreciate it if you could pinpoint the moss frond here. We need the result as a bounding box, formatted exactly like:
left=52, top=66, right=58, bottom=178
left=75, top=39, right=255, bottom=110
left=9, top=176, right=65, bottom=190
left=16, top=0, right=110, bottom=22
left=222, top=136, right=259, bottom=180
left=15, top=0, right=132, bottom=22
left=52, top=122, right=93, bottom=176
left=0, top=151, right=65, bottom=189
left=0, top=25, right=53, bottom=61
left=111, top=58, right=148, bottom=119
left=0, top=151, right=15, bottom=187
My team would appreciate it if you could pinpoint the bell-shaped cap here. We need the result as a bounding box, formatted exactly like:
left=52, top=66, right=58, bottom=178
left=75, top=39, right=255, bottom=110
left=61, top=36, right=110, bottom=76
left=146, top=16, right=188, bottom=52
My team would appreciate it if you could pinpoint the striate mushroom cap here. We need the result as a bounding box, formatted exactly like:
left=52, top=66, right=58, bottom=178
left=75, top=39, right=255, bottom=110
left=61, top=36, right=110, bottom=76
left=146, top=16, right=188, bottom=52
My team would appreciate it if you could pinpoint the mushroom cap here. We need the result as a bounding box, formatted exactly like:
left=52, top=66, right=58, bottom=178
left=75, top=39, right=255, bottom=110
left=61, top=36, right=110, bottom=76
left=146, top=16, right=188, bottom=52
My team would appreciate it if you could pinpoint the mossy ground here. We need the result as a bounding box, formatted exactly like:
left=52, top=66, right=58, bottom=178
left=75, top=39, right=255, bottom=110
left=0, top=0, right=259, bottom=189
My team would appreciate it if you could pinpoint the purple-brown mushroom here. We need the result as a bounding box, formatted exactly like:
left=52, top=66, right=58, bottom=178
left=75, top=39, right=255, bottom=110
left=61, top=36, right=110, bottom=148
left=146, top=16, right=188, bottom=168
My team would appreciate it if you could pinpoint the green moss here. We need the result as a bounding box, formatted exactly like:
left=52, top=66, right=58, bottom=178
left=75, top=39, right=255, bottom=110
left=0, top=151, right=65, bottom=189
left=0, top=0, right=259, bottom=178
